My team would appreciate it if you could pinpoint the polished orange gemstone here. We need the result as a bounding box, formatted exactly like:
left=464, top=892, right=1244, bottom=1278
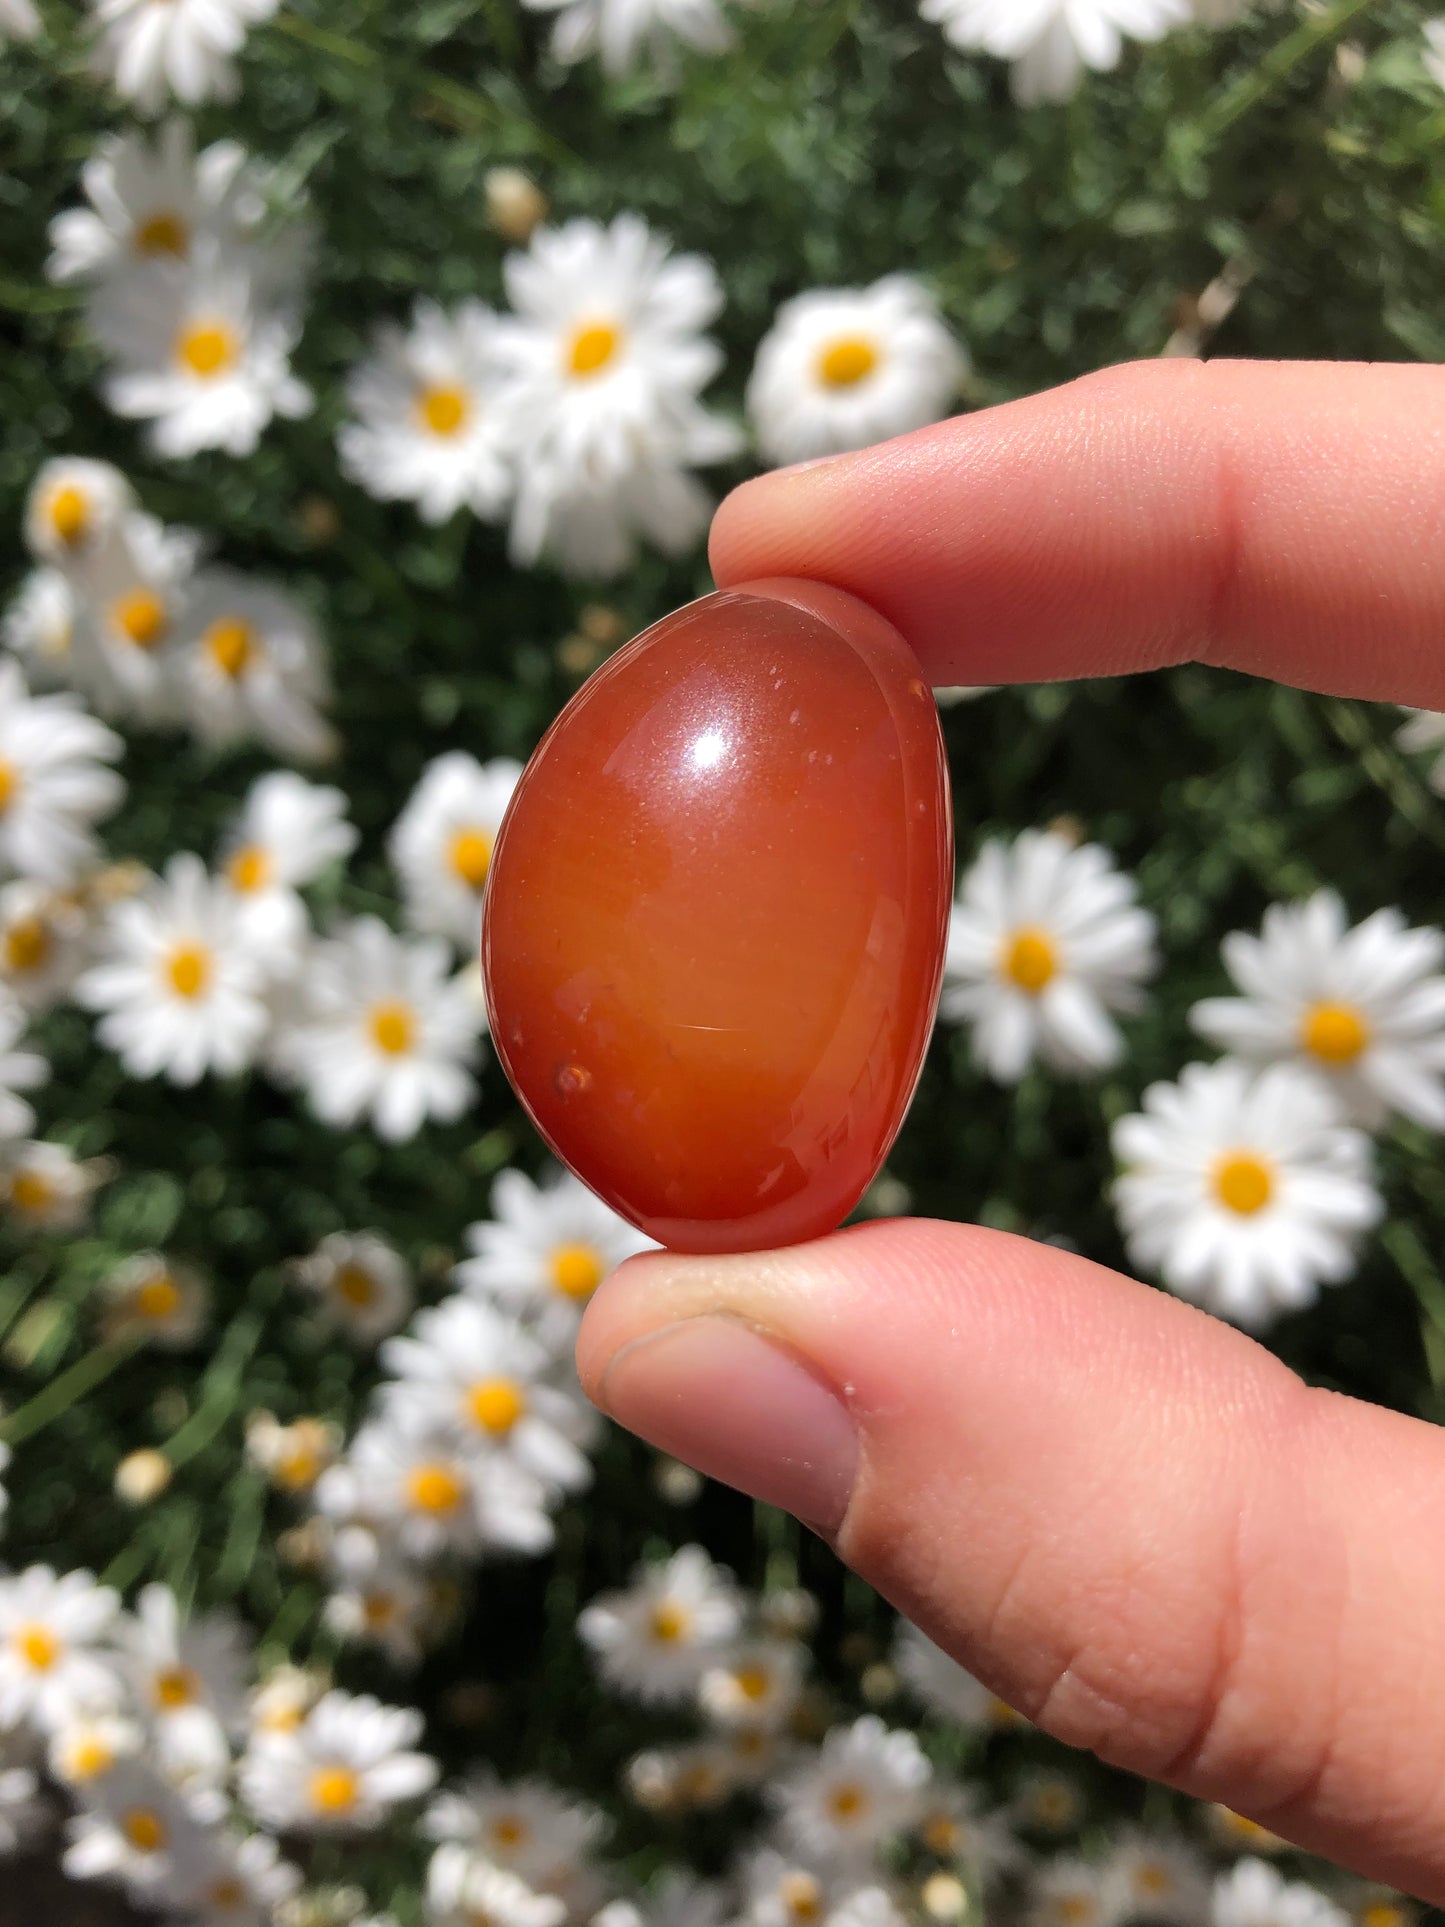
left=482, top=580, right=952, bottom=1254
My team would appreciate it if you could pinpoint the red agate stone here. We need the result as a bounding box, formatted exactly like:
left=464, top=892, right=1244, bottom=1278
left=481, top=579, right=952, bottom=1254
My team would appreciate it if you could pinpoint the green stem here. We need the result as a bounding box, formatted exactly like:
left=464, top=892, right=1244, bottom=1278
left=1198, top=0, right=1380, bottom=145
left=0, top=1336, right=140, bottom=1448
left=272, top=12, right=379, bottom=65
left=162, top=1308, right=266, bottom=1469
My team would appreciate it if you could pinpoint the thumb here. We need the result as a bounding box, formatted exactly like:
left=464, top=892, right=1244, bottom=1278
left=576, top=1220, right=1445, bottom=1903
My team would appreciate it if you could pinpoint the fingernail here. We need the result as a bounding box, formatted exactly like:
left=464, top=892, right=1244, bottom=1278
left=595, top=1316, right=858, bottom=1533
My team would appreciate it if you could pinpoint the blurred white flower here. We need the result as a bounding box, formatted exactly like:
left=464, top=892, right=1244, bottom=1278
left=1026, top=1858, right=1109, bottom=1927
left=1212, top=1859, right=1350, bottom=1927
left=247, top=1665, right=325, bottom=1740
left=23, top=457, right=136, bottom=571
left=1102, top=1830, right=1211, bottom=1926
left=48, top=1710, right=145, bottom=1790
left=1190, top=891, right=1445, bottom=1132
left=0, top=0, right=39, bottom=39
left=238, top=1688, right=437, bottom=1833
left=47, top=120, right=272, bottom=287
left=4, top=569, right=78, bottom=686
left=78, top=854, right=270, bottom=1084
left=1397, top=706, right=1445, bottom=791
left=0, top=1138, right=107, bottom=1232
left=736, top=1852, right=856, bottom=1927
left=0, top=1566, right=123, bottom=1731
left=245, top=1412, right=343, bottom=1495
left=579, top=1546, right=743, bottom=1706
left=118, top=1583, right=248, bottom=1789
left=698, top=1640, right=805, bottom=1731
left=389, top=751, right=522, bottom=950
left=380, top=1295, right=595, bottom=1495
left=88, top=0, right=281, bottom=114
left=456, top=1165, right=657, bottom=1342
left=323, top=1560, right=434, bottom=1670
left=913, top=1782, right=1023, bottom=1886
left=0, top=1748, right=45, bottom=1856
left=317, top=1419, right=556, bottom=1559
left=1113, top=1059, right=1382, bottom=1330
left=183, top=1829, right=303, bottom=1926
left=0, top=659, right=125, bottom=882
left=770, top=1717, right=931, bottom=1869
left=747, top=279, right=965, bottom=468
left=100, top=1251, right=211, bottom=1348
left=174, top=570, right=335, bottom=761
left=0, top=881, right=89, bottom=1013
left=339, top=301, right=515, bottom=526
left=941, top=829, right=1158, bottom=1082
left=277, top=917, right=484, bottom=1141
left=0, top=1002, right=48, bottom=1140
left=422, top=1772, right=608, bottom=1888
left=893, top=1621, right=1026, bottom=1733
left=70, top=510, right=200, bottom=724
left=63, top=1761, right=217, bottom=1901
left=428, top=1845, right=569, bottom=1927
left=1426, top=20, right=1445, bottom=93
left=289, top=1229, right=414, bottom=1342
left=222, top=770, right=355, bottom=899
left=829, top=1891, right=910, bottom=1927
left=493, top=215, right=742, bottom=576
left=90, top=247, right=311, bottom=458
left=521, top=0, right=731, bottom=77
left=921, top=0, right=1190, bottom=103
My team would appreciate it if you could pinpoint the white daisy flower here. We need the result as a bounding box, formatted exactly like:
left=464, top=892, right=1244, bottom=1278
left=428, top=1846, right=569, bottom=1927
left=770, top=1717, right=931, bottom=1868
left=0, top=881, right=89, bottom=1013
left=0, top=659, right=125, bottom=882
left=1026, top=1858, right=1109, bottom=1927
left=578, top=1546, right=743, bottom=1706
left=388, top=752, right=522, bottom=950
left=118, top=1584, right=248, bottom=1788
left=941, top=829, right=1158, bottom=1082
left=747, top=278, right=965, bottom=469
left=1113, top=1059, right=1383, bottom=1330
left=22, top=458, right=136, bottom=572
left=174, top=570, right=336, bottom=762
left=0, top=1002, right=47, bottom=1141
left=4, top=569, right=78, bottom=687
left=0, top=1566, right=123, bottom=1731
left=893, top=1621, right=1027, bottom=1733
left=624, top=1738, right=739, bottom=1812
left=1426, top=20, right=1445, bottom=93
left=493, top=215, right=742, bottom=577
left=1102, top=1830, right=1211, bottom=1925
left=698, top=1639, right=806, bottom=1731
left=1396, top=707, right=1445, bottom=793
left=1191, top=891, right=1445, bottom=1131
left=422, top=1773, right=608, bottom=1889
left=521, top=0, right=732, bottom=77
left=380, top=1295, right=596, bottom=1496
left=183, top=1829, right=303, bottom=1927
left=63, top=1763, right=219, bottom=1900
left=77, top=854, right=270, bottom=1085
left=0, top=1138, right=107, bottom=1232
left=245, top=1412, right=342, bottom=1495
left=90, top=247, right=312, bottom=459
left=88, top=0, right=281, bottom=115
left=456, top=1166, right=657, bottom=1342
left=315, top=1419, right=556, bottom=1559
left=322, top=1561, right=434, bottom=1670
left=247, top=1665, right=325, bottom=1740
left=99, top=1251, right=210, bottom=1348
left=289, top=1229, right=414, bottom=1342
left=919, top=0, right=1191, bottom=105
left=0, top=0, right=39, bottom=39
left=219, top=771, right=351, bottom=979
left=47, top=120, right=274, bottom=287
left=48, top=1709, right=145, bottom=1790
left=276, top=916, right=484, bottom=1141
left=829, top=1892, right=910, bottom=1927
left=914, top=1782, right=1023, bottom=1886
left=1212, top=1859, right=1350, bottom=1927
left=69, top=510, right=200, bottom=724
left=339, top=301, right=515, bottom=526
left=238, top=1687, right=437, bottom=1834
left=737, top=1852, right=856, bottom=1927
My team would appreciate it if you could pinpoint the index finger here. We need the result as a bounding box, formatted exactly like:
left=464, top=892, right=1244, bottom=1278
left=709, top=358, right=1445, bottom=709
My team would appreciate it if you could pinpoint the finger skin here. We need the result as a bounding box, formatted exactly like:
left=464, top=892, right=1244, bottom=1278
left=578, top=1221, right=1445, bottom=1901
left=709, top=359, right=1445, bottom=707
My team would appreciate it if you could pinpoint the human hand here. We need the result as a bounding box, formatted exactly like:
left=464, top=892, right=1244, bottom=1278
left=575, top=360, right=1445, bottom=1902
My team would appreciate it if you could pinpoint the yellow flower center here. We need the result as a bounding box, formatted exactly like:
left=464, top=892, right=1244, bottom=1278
left=649, top=1602, right=692, bottom=1644
left=276, top=1445, right=322, bottom=1490
left=407, top=1462, right=463, bottom=1514
left=549, top=1241, right=605, bottom=1301
left=780, top=1874, right=823, bottom=1921
left=207, top=1880, right=248, bottom=1911
left=226, top=845, right=271, bottom=893
left=568, top=320, right=622, bottom=378
left=7, top=1169, right=51, bottom=1218
left=66, top=1734, right=116, bottom=1781
left=369, top=1002, right=414, bottom=1055
left=308, top=1765, right=360, bottom=1813
left=1213, top=1152, right=1274, bottom=1217
left=4, top=916, right=50, bottom=973
left=361, top=1591, right=397, bottom=1629
left=1362, top=1907, right=1406, bottom=1927
left=817, top=336, right=879, bottom=387
left=153, top=1666, right=199, bottom=1709
left=16, top=1623, right=59, bottom=1670
left=122, top=1807, right=168, bottom=1853
left=418, top=385, right=471, bottom=436
left=134, top=211, right=189, bottom=257
left=467, top=1376, right=527, bottom=1435
left=176, top=321, right=239, bottom=379
left=922, top=1814, right=961, bottom=1856
left=827, top=1781, right=868, bottom=1822
left=449, top=827, right=494, bottom=889
left=205, top=617, right=255, bottom=679
left=1301, top=999, right=1370, bottom=1065
left=1136, top=1866, right=1172, bottom=1899
left=47, top=484, right=90, bottom=544
left=1056, top=1899, right=1096, bottom=1927
left=1032, top=1785, right=1076, bottom=1826
left=1002, top=926, right=1058, bottom=993
left=135, top=1274, right=182, bottom=1321
left=0, top=763, right=20, bottom=824
left=166, top=944, right=211, bottom=1000
left=112, top=588, right=169, bottom=650
left=734, top=1665, right=771, bottom=1701
left=491, top=1815, right=528, bottom=1849
left=333, top=1263, right=378, bottom=1309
